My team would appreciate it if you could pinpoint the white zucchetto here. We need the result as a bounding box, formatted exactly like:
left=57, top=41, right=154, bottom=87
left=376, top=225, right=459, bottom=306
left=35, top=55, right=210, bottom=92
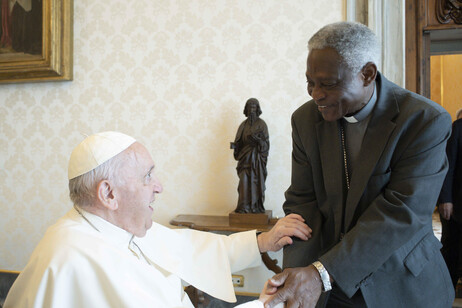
left=68, top=131, right=136, bottom=180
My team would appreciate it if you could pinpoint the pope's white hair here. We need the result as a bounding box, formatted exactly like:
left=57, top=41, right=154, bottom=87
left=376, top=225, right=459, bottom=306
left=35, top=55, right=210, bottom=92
left=308, top=21, right=381, bottom=74
left=69, top=151, right=126, bottom=207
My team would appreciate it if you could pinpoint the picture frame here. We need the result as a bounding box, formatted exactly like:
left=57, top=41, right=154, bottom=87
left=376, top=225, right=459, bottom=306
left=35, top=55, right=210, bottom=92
left=0, top=0, right=73, bottom=84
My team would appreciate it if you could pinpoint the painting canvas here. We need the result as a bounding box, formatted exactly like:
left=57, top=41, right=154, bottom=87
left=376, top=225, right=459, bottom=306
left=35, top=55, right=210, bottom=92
left=1, top=0, right=42, bottom=56
left=0, top=0, right=72, bottom=83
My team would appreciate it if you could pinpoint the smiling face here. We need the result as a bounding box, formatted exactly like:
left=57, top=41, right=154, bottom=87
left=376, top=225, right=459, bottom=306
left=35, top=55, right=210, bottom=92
left=113, top=142, right=163, bottom=237
left=306, top=48, right=373, bottom=122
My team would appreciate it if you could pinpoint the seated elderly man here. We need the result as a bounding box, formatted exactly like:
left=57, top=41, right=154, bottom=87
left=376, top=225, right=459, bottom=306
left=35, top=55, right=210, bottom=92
left=4, top=131, right=310, bottom=308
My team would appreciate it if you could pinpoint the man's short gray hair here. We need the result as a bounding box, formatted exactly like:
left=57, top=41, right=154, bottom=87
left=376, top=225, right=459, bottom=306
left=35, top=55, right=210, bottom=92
left=69, top=152, right=126, bottom=207
left=308, top=21, right=381, bottom=74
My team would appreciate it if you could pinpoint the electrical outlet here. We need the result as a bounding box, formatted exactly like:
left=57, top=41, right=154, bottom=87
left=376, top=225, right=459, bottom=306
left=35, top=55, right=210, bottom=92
left=232, top=274, right=244, bottom=287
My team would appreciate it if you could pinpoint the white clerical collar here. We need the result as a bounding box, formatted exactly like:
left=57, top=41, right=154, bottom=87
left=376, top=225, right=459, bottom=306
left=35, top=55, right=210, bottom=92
left=73, top=206, right=134, bottom=247
left=343, top=82, right=377, bottom=123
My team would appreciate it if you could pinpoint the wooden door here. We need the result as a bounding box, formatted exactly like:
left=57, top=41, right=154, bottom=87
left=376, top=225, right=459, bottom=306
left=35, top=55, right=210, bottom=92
left=405, top=0, right=462, bottom=98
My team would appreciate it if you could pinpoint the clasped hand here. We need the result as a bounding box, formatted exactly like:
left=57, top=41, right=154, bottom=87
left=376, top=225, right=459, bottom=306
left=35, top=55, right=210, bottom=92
left=260, top=265, right=323, bottom=308
left=257, top=214, right=311, bottom=253
left=256, top=214, right=322, bottom=308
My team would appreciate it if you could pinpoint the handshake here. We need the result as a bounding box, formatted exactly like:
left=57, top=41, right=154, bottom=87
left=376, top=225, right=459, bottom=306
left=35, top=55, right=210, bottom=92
left=252, top=214, right=326, bottom=308
left=257, top=264, right=325, bottom=308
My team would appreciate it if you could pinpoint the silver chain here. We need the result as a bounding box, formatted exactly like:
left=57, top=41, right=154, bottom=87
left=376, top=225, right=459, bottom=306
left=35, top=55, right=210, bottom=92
left=340, top=124, right=350, bottom=190
left=74, top=205, right=100, bottom=232
left=129, top=235, right=151, bottom=263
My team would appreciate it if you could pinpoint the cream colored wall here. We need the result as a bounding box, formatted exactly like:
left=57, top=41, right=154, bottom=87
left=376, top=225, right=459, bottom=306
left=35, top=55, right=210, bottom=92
left=0, top=1, right=344, bottom=274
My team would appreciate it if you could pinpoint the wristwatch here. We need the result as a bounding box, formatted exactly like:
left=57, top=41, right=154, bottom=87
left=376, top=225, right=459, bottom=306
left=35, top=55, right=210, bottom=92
left=312, top=261, right=332, bottom=292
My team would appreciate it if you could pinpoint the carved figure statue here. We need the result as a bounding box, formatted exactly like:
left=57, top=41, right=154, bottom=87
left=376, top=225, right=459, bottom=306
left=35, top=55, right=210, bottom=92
left=230, top=98, right=269, bottom=213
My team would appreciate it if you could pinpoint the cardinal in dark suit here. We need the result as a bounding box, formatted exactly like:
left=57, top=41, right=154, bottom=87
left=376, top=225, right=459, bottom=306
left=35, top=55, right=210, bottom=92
left=264, top=21, right=454, bottom=308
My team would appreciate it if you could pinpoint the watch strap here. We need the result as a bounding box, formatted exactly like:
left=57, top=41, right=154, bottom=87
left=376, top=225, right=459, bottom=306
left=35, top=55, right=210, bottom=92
left=312, top=261, right=332, bottom=292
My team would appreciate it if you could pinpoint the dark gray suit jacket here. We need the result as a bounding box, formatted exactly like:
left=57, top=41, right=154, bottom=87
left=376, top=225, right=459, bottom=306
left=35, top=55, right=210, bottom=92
left=439, top=118, right=462, bottom=222
left=283, top=73, right=454, bottom=307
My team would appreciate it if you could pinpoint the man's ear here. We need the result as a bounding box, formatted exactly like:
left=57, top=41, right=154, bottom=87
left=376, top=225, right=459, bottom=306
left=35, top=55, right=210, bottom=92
left=361, top=62, right=377, bottom=86
left=97, top=180, right=118, bottom=211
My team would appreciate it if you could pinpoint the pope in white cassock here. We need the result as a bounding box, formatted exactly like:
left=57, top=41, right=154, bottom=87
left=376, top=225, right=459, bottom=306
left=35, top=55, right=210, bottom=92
left=4, top=131, right=311, bottom=308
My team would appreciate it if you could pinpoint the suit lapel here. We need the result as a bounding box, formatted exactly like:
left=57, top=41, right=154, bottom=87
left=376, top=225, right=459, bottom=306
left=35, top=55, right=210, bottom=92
left=344, top=74, right=398, bottom=229
left=316, top=119, right=344, bottom=238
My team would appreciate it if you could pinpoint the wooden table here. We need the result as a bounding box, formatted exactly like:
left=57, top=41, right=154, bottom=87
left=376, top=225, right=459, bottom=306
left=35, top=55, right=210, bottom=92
left=170, top=214, right=278, bottom=232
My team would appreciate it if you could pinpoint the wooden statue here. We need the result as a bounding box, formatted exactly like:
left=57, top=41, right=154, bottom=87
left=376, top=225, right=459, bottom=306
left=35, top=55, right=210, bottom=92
left=230, top=98, right=269, bottom=213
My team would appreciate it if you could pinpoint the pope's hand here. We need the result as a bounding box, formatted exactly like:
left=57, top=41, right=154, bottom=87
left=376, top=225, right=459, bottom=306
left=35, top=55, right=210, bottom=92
left=264, top=265, right=322, bottom=308
left=259, top=280, right=272, bottom=303
left=259, top=280, right=285, bottom=308
left=257, top=214, right=311, bottom=253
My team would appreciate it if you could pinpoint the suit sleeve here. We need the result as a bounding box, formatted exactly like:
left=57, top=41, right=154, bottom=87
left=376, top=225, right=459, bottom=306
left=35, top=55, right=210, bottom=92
left=319, top=111, right=452, bottom=297
left=439, top=120, right=460, bottom=203
left=283, top=115, right=323, bottom=268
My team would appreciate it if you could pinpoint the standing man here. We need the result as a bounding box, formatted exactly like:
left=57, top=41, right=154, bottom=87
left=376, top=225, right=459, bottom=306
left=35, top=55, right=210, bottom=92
left=439, top=110, right=462, bottom=288
left=265, top=22, right=454, bottom=308
left=4, top=131, right=310, bottom=308
left=232, top=98, right=270, bottom=213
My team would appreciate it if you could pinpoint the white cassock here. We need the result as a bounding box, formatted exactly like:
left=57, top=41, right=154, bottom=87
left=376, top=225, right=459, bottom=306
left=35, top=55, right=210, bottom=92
left=4, top=207, right=266, bottom=308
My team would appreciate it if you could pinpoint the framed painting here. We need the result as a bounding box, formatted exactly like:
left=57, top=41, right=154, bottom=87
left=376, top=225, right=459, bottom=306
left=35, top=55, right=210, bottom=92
left=0, top=0, right=73, bottom=84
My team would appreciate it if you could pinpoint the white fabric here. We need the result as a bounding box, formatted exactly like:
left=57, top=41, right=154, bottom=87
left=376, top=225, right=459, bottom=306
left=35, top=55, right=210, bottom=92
left=235, top=300, right=284, bottom=308
left=343, top=115, right=358, bottom=123
left=4, top=208, right=262, bottom=308
left=68, top=131, right=136, bottom=179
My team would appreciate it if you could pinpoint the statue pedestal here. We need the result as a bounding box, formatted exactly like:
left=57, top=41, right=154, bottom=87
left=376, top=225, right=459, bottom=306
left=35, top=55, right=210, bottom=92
left=229, top=210, right=272, bottom=226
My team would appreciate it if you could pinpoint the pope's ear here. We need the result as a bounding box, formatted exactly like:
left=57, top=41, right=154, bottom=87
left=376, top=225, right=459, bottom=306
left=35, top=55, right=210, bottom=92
left=361, top=62, right=377, bottom=86
left=97, top=180, right=118, bottom=211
